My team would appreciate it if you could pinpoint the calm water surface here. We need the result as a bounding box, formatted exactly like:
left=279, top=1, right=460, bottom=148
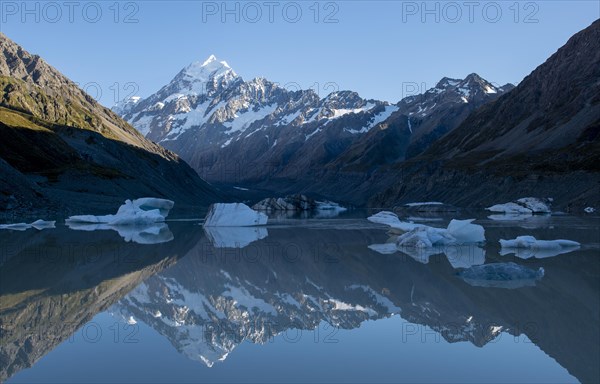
left=1, top=212, right=598, bottom=383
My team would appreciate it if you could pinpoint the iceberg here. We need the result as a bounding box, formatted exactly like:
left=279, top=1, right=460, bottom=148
left=446, top=219, right=486, bottom=243
left=401, top=202, right=458, bottom=213
left=396, top=226, right=455, bottom=248
left=204, top=226, right=268, bottom=248
left=394, top=219, right=485, bottom=247
left=369, top=219, right=486, bottom=269
left=30, top=219, right=57, bottom=230
left=486, top=197, right=552, bottom=214
left=517, top=197, right=552, bottom=213
left=0, top=220, right=56, bottom=231
left=203, top=203, right=268, bottom=227
left=315, top=200, right=347, bottom=212
left=457, top=262, right=544, bottom=289
left=405, top=202, right=444, bottom=207
left=367, top=211, right=426, bottom=232
left=66, top=222, right=174, bottom=245
left=66, top=198, right=174, bottom=226
left=499, top=235, right=580, bottom=259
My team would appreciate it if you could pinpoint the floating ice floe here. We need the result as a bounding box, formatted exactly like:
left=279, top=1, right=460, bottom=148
left=457, top=262, right=544, bottom=289
left=367, top=211, right=426, bottom=232
left=66, top=198, right=174, bottom=226
left=0, top=219, right=56, bottom=231
left=203, top=203, right=268, bottom=227
left=204, top=226, right=268, bottom=248
left=499, top=235, right=580, bottom=259
left=65, top=198, right=175, bottom=244
left=368, top=214, right=486, bottom=268
left=67, top=222, right=174, bottom=245
left=368, top=212, right=485, bottom=244
left=486, top=197, right=552, bottom=214
left=316, top=200, right=347, bottom=212
left=404, top=202, right=444, bottom=207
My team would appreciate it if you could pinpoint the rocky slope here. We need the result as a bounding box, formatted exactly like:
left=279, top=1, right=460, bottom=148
left=115, top=57, right=510, bottom=204
left=0, top=34, right=221, bottom=216
left=370, top=19, right=600, bottom=210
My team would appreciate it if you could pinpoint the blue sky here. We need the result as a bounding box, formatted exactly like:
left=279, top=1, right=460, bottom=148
left=1, top=1, right=598, bottom=106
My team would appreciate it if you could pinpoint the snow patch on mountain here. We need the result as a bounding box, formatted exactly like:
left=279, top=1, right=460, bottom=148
left=345, top=105, right=399, bottom=134
left=223, top=104, right=277, bottom=134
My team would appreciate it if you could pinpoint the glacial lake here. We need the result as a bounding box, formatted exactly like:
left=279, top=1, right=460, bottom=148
left=1, top=212, right=598, bottom=383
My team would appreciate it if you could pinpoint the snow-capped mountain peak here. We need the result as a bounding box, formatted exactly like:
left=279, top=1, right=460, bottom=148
left=113, top=63, right=511, bottom=187
left=435, top=77, right=461, bottom=89
left=202, top=54, right=218, bottom=65
left=180, top=55, right=238, bottom=84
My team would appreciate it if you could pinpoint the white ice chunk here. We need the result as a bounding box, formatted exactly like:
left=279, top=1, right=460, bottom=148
left=66, top=198, right=174, bottom=226
left=517, top=197, right=552, bottom=213
left=30, top=220, right=56, bottom=230
left=204, top=226, right=268, bottom=248
left=367, top=211, right=426, bottom=232
left=404, top=202, right=444, bottom=207
left=369, top=216, right=486, bottom=268
left=0, top=220, right=56, bottom=231
left=499, top=235, right=580, bottom=259
left=486, top=202, right=533, bottom=214
left=447, top=219, right=485, bottom=243
left=316, top=200, right=347, bottom=213
left=488, top=213, right=534, bottom=221
left=0, top=223, right=30, bottom=231
left=392, top=219, right=485, bottom=247
left=487, top=197, right=551, bottom=214
left=203, top=203, right=268, bottom=227
left=397, top=226, right=454, bottom=248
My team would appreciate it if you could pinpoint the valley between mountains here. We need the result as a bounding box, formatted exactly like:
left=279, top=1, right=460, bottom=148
left=1, top=19, right=599, bottom=214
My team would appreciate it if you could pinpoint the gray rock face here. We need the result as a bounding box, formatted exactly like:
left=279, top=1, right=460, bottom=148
left=371, top=19, right=600, bottom=210
left=0, top=34, right=221, bottom=215
left=115, top=57, right=509, bottom=205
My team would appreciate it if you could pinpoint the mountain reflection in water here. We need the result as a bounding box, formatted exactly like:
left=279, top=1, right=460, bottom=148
left=1, top=217, right=598, bottom=383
